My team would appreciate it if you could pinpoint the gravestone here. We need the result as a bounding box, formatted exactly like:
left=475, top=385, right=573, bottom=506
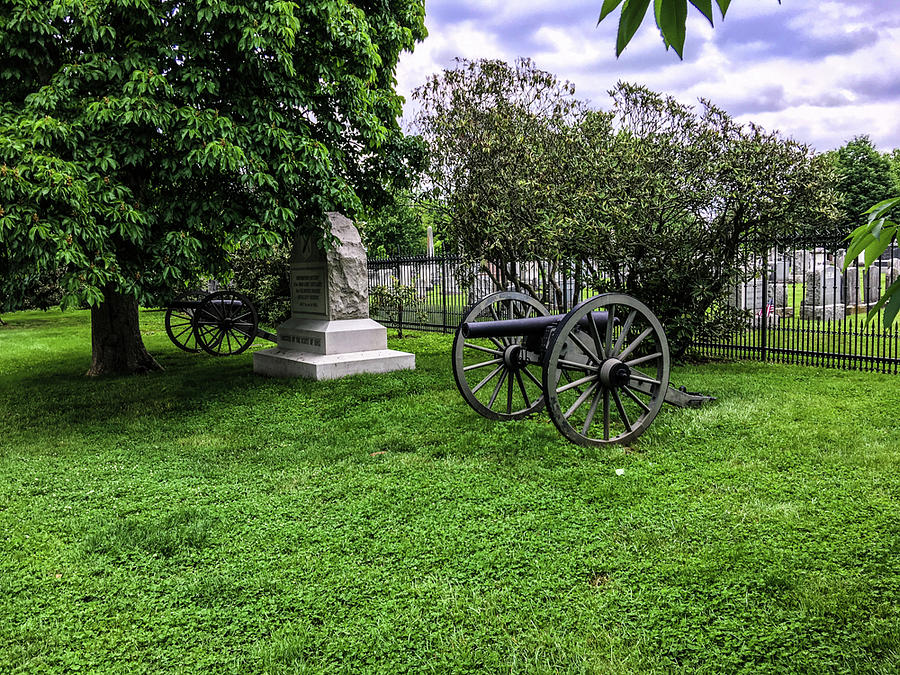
left=843, top=266, right=863, bottom=313
left=791, top=250, right=813, bottom=282
left=728, top=278, right=787, bottom=312
left=887, top=261, right=900, bottom=289
left=767, top=253, right=791, bottom=281
left=800, top=265, right=844, bottom=321
left=864, top=265, right=883, bottom=306
left=426, top=225, right=435, bottom=256
left=253, top=212, right=414, bottom=380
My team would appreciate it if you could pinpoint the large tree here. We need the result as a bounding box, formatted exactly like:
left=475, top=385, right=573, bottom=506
left=0, top=0, right=426, bottom=374
left=413, top=58, right=592, bottom=303
left=415, top=59, right=835, bottom=357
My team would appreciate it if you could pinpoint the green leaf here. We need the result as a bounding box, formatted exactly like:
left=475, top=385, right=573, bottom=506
left=599, top=0, right=625, bottom=22
left=864, top=227, right=897, bottom=269
left=689, top=0, right=715, bottom=25
left=883, top=280, right=900, bottom=327
left=843, top=231, right=876, bottom=269
left=865, top=276, right=900, bottom=323
left=656, top=0, right=688, bottom=58
left=864, top=195, right=900, bottom=221
left=617, top=0, right=653, bottom=56
left=715, top=0, right=731, bottom=16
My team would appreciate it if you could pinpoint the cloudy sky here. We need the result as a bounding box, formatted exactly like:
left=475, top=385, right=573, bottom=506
left=395, top=0, right=900, bottom=153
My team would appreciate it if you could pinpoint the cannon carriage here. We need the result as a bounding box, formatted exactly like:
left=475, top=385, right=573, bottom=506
left=164, top=290, right=277, bottom=356
left=452, top=291, right=713, bottom=447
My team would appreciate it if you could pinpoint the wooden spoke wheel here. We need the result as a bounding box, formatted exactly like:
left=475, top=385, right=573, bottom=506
left=165, top=291, right=205, bottom=353
left=452, top=291, right=549, bottom=421
left=192, top=290, right=259, bottom=356
left=542, top=293, right=670, bottom=446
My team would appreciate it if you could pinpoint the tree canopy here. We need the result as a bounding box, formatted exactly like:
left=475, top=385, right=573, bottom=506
left=0, top=0, right=426, bottom=372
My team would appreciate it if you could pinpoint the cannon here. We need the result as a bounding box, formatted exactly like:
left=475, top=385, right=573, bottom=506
left=164, top=290, right=277, bottom=356
left=452, top=291, right=714, bottom=447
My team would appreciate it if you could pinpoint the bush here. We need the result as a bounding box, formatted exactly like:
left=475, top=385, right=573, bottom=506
left=369, top=277, right=427, bottom=337
left=0, top=266, right=65, bottom=314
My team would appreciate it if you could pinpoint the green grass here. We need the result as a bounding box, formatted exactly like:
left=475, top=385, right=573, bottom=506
left=1, top=309, right=898, bottom=673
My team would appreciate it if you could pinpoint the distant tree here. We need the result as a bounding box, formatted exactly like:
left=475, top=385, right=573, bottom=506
left=0, top=0, right=426, bottom=375
left=571, top=84, right=835, bottom=355
left=827, top=136, right=896, bottom=240
left=361, top=191, right=427, bottom=256
left=888, top=148, right=900, bottom=192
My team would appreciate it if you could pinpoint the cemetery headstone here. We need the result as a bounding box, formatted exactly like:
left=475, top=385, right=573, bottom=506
left=800, top=265, right=845, bottom=321
left=865, top=266, right=882, bottom=306
left=887, top=261, right=900, bottom=290
left=253, top=212, right=415, bottom=380
left=791, top=250, right=814, bottom=282
left=728, top=278, right=787, bottom=313
left=843, top=265, right=864, bottom=313
left=768, top=253, right=791, bottom=281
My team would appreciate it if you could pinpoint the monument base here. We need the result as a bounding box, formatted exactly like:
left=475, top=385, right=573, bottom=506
left=253, top=347, right=414, bottom=380
left=253, top=316, right=414, bottom=380
left=845, top=304, right=873, bottom=316
left=800, top=303, right=845, bottom=321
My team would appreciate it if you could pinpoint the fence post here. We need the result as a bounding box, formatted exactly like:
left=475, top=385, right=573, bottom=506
left=761, top=261, right=769, bottom=362
left=440, top=253, right=448, bottom=332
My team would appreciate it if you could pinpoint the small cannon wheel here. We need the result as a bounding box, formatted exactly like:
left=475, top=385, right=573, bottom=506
left=453, top=291, right=550, bottom=421
left=165, top=290, right=205, bottom=353
left=192, top=290, right=258, bottom=356
left=542, top=293, right=670, bottom=446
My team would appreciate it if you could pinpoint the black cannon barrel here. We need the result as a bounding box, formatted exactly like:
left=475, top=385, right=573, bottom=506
left=461, top=311, right=613, bottom=340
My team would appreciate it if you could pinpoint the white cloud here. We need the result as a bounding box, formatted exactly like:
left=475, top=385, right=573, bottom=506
left=396, top=0, right=900, bottom=150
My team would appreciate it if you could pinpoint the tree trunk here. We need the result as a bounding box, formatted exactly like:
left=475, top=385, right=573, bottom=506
left=87, top=287, right=162, bottom=376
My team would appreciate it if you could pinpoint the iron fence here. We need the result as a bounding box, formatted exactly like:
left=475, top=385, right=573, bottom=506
left=367, top=240, right=900, bottom=374
left=697, top=237, right=900, bottom=373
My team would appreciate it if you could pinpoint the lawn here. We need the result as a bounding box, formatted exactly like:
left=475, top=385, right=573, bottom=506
left=1, top=309, right=898, bottom=673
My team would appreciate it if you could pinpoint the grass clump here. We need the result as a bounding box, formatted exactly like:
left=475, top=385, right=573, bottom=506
left=84, top=508, right=216, bottom=558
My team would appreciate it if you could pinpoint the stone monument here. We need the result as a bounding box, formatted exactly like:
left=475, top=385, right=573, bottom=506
left=253, top=213, right=415, bottom=380
left=800, top=265, right=844, bottom=321
left=843, top=265, right=864, bottom=314
left=865, top=265, right=883, bottom=306
left=887, top=261, right=900, bottom=290
left=728, top=278, right=787, bottom=313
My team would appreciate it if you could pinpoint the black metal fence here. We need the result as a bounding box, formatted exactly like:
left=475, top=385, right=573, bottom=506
left=697, top=238, right=900, bottom=373
left=367, top=240, right=900, bottom=374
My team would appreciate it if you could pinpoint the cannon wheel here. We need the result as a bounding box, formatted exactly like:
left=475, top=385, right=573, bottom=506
left=452, top=291, right=550, bottom=421
left=165, top=291, right=205, bottom=353
left=192, top=290, right=259, bottom=356
left=542, top=293, right=670, bottom=446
